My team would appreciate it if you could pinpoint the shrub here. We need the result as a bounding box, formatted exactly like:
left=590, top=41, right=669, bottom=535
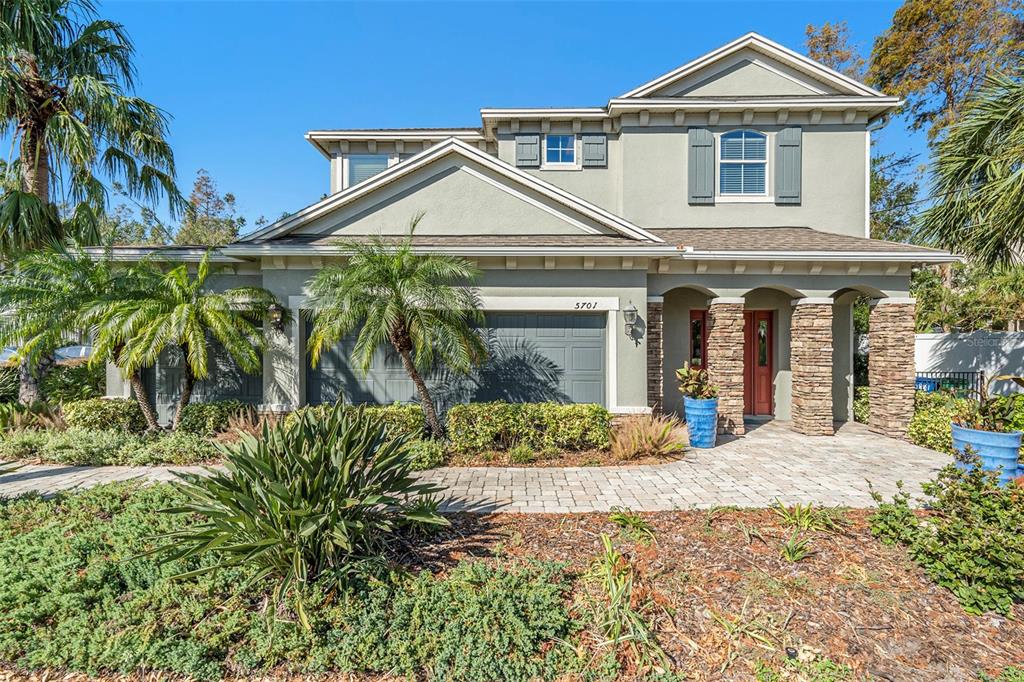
left=610, top=415, right=686, bottom=462
left=63, top=398, right=146, bottom=433
left=284, top=402, right=425, bottom=440
left=508, top=442, right=536, bottom=464
left=908, top=391, right=972, bottom=454
left=40, top=361, right=104, bottom=403
left=176, top=400, right=247, bottom=436
left=853, top=386, right=869, bottom=424
left=151, top=404, right=448, bottom=624
left=869, top=451, right=1024, bottom=615
left=0, top=402, right=64, bottom=432
left=407, top=438, right=445, bottom=471
left=447, top=402, right=610, bottom=454
left=0, top=429, right=49, bottom=461
left=129, top=431, right=220, bottom=466
left=36, top=428, right=144, bottom=466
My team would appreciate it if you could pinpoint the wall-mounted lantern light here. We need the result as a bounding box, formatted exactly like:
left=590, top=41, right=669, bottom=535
left=623, top=302, right=639, bottom=333
left=268, top=303, right=285, bottom=332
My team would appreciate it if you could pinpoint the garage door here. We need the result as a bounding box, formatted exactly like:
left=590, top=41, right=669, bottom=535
left=142, top=345, right=263, bottom=424
left=306, top=312, right=606, bottom=408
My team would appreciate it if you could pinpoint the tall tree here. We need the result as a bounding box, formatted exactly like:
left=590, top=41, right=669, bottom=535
left=870, top=152, right=920, bottom=242
left=917, top=71, right=1024, bottom=267
left=174, top=169, right=244, bottom=246
left=805, top=21, right=865, bottom=79
left=868, top=0, right=1024, bottom=139
left=95, top=253, right=280, bottom=430
left=1, top=0, right=183, bottom=402
left=306, top=220, right=487, bottom=437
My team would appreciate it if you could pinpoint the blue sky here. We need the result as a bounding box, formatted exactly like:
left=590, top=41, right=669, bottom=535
left=97, top=0, right=920, bottom=229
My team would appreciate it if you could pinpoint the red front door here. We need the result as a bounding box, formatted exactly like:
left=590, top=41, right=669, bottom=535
left=743, top=311, right=773, bottom=416
left=689, top=310, right=708, bottom=369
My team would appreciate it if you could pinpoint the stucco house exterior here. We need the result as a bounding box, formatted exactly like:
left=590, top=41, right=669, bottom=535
left=107, top=32, right=953, bottom=438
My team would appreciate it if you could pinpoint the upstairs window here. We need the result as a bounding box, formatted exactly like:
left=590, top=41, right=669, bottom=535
left=347, top=154, right=390, bottom=187
left=544, top=134, right=576, bottom=166
left=719, top=130, right=767, bottom=195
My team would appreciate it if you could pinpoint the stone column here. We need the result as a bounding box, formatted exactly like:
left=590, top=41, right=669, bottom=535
left=707, top=298, right=745, bottom=435
left=646, top=297, right=664, bottom=414
left=791, top=299, right=834, bottom=436
left=869, top=298, right=916, bottom=439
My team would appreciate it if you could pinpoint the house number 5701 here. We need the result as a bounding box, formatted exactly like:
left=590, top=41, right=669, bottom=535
left=574, top=301, right=598, bottom=310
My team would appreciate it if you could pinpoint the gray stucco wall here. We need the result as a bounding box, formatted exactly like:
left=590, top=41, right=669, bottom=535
left=495, top=121, right=869, bottom=238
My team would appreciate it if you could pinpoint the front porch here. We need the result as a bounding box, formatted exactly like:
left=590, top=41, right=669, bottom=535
left=647, top=277, right=916, bottom=439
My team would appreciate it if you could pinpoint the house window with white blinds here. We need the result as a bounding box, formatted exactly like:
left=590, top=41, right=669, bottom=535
left=347, top=154, right=391, bottom=188
left=718, top=130, right=767, bottom=195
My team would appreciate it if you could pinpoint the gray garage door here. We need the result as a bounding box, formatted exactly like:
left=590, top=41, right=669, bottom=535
left=142, top=345, right=263, bottom=424
left=307, top=312, right=606, bottom=409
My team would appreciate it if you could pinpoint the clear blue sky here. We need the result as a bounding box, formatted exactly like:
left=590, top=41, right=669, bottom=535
left=98, top=0, right=920, bottom=230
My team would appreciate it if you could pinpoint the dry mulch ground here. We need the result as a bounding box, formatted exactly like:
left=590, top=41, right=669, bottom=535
left=445, top=448, right=682, bottom=467
left=410, top=509, right=1024, bottom=681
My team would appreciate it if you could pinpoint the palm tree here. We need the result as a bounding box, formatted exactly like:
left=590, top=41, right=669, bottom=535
left=306, top=222, right=487, bottom=437
left=0, top=242, right=164, bottom=427
left=95, top=253, right=281, bottom=430
left=1, top=0, right=184, bottom=402
left=917, top=71, right=1024, bottom=268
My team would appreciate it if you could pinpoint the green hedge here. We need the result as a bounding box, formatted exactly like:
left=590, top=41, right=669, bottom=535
left=63, top=398, right=147, bottom=433
left=853, top=386, right=869, bottom=424
left=0, top=362, right=104, bottom=404
left=908, top=391, right=973, bottom=454
left=284, top=402, right=425, bottom=440
left=447, top=402, right=611, bottom=454
left=0, top=428, right=218, bottom=466
left=176, top=400, right=248, bottom=436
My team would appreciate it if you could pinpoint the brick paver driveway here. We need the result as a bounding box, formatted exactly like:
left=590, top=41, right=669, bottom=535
left=0, top=421, right=948, bottom=512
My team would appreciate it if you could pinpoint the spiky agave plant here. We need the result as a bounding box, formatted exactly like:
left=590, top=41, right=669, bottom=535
left=149, top=403, right=448, bottom=627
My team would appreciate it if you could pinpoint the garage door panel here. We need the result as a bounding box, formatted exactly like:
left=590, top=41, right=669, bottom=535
left=306, top=312, right=605, bottom=406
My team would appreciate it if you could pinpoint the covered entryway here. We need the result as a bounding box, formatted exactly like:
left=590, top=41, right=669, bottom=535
left=306, top=312, right=606, bottom=408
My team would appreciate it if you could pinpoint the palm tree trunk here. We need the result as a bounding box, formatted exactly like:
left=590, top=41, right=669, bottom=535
left=16, top=118, right=52, bottom=405
left=395, top=345, right=444, bottom=438
left=172, top=363, right=196, bottom=431
left=129, top=372, right=162, bottom=431
left=17, top=352, right=52, bottom=404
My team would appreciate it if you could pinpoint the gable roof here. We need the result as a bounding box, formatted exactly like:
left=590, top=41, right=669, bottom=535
left=242, top=137, right=664, bottom=244
left=620, top=32, right=885, bottom=100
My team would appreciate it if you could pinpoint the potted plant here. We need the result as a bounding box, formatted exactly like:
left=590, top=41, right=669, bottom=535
left=676, top=363, right=719, bottom=449
left=950, top=374, right=1024, bottom=486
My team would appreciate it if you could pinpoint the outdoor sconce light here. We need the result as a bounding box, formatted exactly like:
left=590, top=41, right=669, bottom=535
left=268, top=304, right=285, bottom=332
left=623, top=302, right=639, bottom=335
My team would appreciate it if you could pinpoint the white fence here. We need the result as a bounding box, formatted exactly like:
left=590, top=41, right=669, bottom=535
left=915, top=332, right=1024, bottom=395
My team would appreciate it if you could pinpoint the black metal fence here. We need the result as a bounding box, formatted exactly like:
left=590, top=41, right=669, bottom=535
left=915, top=371, right=984, bottom=398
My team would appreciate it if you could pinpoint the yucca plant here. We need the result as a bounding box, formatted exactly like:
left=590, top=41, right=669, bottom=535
left=150, top=403, right=449, bottom=627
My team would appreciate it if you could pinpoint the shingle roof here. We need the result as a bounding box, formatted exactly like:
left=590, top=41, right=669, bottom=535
left=649, top=227, right=948, bottom=254
left=257, top=233, right=657, bottom=248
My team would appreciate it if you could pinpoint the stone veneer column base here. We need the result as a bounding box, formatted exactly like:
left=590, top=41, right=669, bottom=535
left=869, top=300, right=916, bottom=439
left=707, top=301, right=745, bottom=435
left=646, top=299, right=664, bottom=414
left=790, top=302, right=834, bottom=436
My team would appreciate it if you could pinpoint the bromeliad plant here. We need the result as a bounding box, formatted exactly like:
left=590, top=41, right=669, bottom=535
left=675, top=362, right=718, bottom=400
left=149, top=403, right=448, bottom=627
left=951, top=374, right=1024, bottom=432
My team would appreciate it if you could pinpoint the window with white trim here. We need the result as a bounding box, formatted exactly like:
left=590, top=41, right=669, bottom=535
left=718, top=130, right=767, bottom=195
left=346, top=154, right=391, bottom=188
left=543, top=134, right=577, bottom=167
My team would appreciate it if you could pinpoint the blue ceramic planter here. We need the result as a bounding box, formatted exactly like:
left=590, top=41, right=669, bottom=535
left=684, top=396, right=718, bottom=449
left=951, top=423, right=1022, bottom=486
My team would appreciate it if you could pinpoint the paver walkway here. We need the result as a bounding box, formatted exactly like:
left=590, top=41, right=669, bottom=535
left=0, top=421, right=948, bottom=512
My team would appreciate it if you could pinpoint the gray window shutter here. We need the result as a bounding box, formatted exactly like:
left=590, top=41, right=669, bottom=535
left=775, top=126, right=802, bottom=205
left=515, top=134, right=540, bottom=167
left=687, top=127, right=715, bottom=205
left=581, top=134, right=607, bottom=167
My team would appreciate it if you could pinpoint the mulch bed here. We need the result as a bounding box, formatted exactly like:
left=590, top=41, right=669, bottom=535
left=409, top=509, right=1024, bottom=680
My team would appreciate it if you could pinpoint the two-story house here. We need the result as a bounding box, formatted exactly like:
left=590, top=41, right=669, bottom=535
left=108, top=33, right=953, bottom=438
